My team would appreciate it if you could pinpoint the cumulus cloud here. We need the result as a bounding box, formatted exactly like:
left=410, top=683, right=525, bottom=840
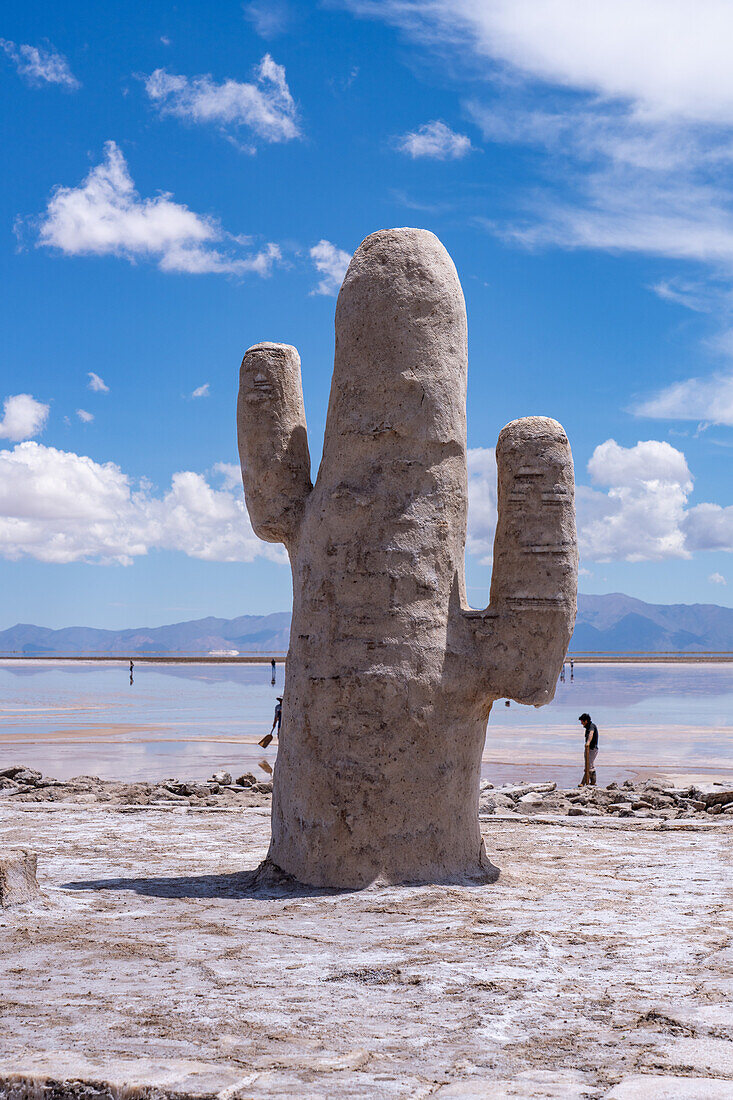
left=579, top=439, right=693, bottom=561
left=396, top=120, right=472, bottom=160
left=36, top=141, right=281, bottom=276
left=684, top=502, right=733, bottom=554
left=144, top=55, right=300, bottom=148
left=466, top=436, right=733, bottom=564
left=709, top=571, right=727, bottom=585
left=87, top=372, right=109, bottom=393
left=1, top=39, right=79, bottom=89
left=77, top=409, right=94, bottom=423
left=310, top=239, right=351, bottom=295
left=0, top=394, right=49, bottom=442
left=191, top=383, right=210, bottom=398
left=0, top=443, right=285, bottom=566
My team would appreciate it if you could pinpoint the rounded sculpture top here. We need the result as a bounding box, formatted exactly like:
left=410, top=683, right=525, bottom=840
left=336, top=227, right=464, bottom=329
left=497, top=416, right=569, bottom=450
left=327, top=228, right=468, bottom=450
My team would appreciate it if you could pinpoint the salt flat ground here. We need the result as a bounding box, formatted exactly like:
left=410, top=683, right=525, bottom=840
left=1, top=806, right=732, bottom=1099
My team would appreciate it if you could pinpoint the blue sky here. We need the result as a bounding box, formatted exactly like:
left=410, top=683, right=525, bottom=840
left=2, top=0, right=733, bottom=629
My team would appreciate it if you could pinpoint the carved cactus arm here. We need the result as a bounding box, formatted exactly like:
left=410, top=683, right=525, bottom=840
left=462, top=416, right=577, bottom=706
left=237, top=342, right=313, bottom=547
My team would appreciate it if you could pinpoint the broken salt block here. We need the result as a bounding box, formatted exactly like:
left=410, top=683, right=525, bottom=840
left=0, top=849, right=40, bottom=907
left=518, top=792, right=543, bottom=806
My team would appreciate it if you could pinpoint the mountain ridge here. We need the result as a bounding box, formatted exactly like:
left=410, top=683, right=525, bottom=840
left=1, top=595, right=732, bottom=655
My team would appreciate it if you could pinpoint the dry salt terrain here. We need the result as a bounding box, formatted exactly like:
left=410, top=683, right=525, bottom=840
left=1, top=769, right=733, bottom=1099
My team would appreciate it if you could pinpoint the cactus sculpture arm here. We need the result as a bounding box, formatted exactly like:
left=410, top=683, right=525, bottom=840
left=457, top=416, right=576, bottom=708
left=237, top=342, right=312, bottom=548
left=237, top=227, right=577, bottom=889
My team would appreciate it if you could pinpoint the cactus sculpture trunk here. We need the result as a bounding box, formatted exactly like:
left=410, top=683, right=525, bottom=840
left=238, top=228, right=577, bottom=889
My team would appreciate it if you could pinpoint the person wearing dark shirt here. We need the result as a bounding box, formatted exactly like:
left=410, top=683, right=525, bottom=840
left=259, top=697, right=282, bottom=749
left=579, top=712, right=599, bottom=786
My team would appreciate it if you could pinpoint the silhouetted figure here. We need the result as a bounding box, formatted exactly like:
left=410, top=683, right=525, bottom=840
left=271, top=658, right=276, bottom=684
left=570, top=659, right=574, bottom=681
left=560, top=664, right=565, bottom=683
left=129, top=659, right=134, bottom=686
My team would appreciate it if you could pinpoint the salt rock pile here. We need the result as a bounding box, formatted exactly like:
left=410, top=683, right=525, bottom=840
left=0, top=765, right=272, bottom=806
left=479, top=778, right=733, bottom=819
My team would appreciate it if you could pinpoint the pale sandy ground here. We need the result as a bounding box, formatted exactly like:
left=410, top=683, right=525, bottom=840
left=1, top=804, right=733, bottom=1098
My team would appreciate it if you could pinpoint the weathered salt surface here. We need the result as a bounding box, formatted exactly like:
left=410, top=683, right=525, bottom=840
left=0, top=805, right=732, bottom=1098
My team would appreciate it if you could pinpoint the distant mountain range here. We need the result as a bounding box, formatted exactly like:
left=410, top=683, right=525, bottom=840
left=1, top=594, right=732, bottom=655
left=0, top=613, right=291, bottom=657
left=571, top=593, right=733, bottom=652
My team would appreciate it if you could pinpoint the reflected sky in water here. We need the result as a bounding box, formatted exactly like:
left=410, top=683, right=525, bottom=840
left=1, top=660, right=732, bottom=784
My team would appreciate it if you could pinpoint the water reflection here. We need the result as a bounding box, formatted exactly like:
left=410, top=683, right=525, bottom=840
left=1, top=660, right=732, bottom=784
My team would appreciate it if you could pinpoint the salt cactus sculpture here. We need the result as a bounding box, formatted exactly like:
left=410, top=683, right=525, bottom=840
left=238, top=228, right=577, bottom=888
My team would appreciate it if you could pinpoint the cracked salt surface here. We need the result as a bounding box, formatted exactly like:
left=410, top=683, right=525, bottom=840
left=1, top=805, right=732, bottom=1098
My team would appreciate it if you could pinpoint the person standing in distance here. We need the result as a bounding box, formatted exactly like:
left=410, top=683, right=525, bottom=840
left=259, top=696, right=282, bottom=749
left=579, top=713, right=599, bottom=786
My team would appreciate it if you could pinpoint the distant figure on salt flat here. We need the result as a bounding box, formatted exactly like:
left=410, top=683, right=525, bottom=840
left=570, top=658, right=574, bottom=681
left=259, top=696, right=282, bottom=749
left=271, top=658, right=276, bottom=684
left=560, top=664, right=565, bottom=683
left=129, top=659, right=134, bottom=686
left=579, top=712, right=598, bottom=786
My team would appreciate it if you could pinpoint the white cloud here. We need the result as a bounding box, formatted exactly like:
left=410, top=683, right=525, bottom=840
left=709, top=571, right=727, bottom=585
left=343, top=1, right=733, bottom=423
left=1, top=39, right=79, bottom=89
left=244, top=1, right=292, bottom=38
left=684, top=502, right=733, bottom=554
left=211, top=461, right=242, bottom=491
left=87, top=372, right=109, bottom=393
left=191, top=383, right=210, bottom=398
left=579, top=439, right=693, bottom=561
left=36, top=141, right=281, bottom=276
left=634, top=372, right=733, bottom=427
left=77, top=409, right=94, bottom=423
left=0, top=443, right=285, bottom=566
left=345, top=1, right=733, bottom=123
left=396, top=120, right=472, bottom=160
left=467, top=435, right=733, bottom=564
left=310, top=239, right=351, bottom=296
left=466, top=447, right=498, bottom=563
left=0, top=394, right=49, bottom=442
left=144, top=55, right=300, bottom=147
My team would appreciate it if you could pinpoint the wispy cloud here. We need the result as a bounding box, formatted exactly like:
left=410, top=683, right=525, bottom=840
left=310, top=239, right=351, bottom=296
left=191, top=383, right=210, bottom=398
left=76, top=409, right=94, bottom=423
left=0, top=394, right=49, bottom=442
left=709, top=571, right=727, bottom=585
left=634, top=372, right=733, bottom=427
left=343, top=0, right=733, bottom=432
left=1, top=39, right=79, bottom=89
left=244, top=1, right=293, bottom=38
left=87, top=372, right=109, bottom=393
left=144, top=55, right=300, bottom=150
left=35, top=141, right=281, bottom=276
left=396, top=120, right=472, bottom=160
